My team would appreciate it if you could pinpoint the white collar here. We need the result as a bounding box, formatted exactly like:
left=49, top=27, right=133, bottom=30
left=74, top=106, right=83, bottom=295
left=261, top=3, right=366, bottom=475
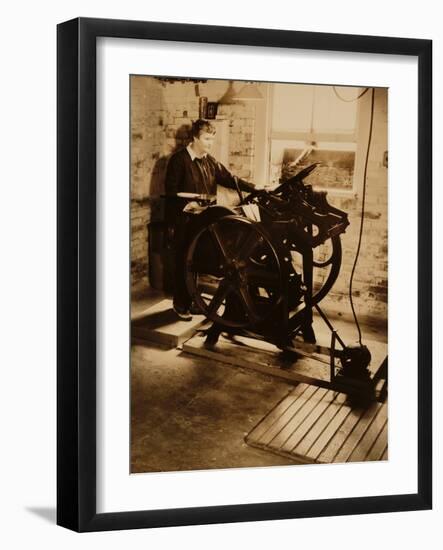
left=186, top=143, right=207, bottom=161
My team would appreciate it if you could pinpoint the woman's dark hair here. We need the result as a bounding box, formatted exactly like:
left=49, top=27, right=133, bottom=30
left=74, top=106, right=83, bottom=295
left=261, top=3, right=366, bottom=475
left=191, top=119, right=216, bottom=139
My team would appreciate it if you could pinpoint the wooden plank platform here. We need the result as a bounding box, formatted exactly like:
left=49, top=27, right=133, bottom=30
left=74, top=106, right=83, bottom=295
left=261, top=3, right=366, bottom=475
left=131, top=299, right=206, bottom=348
left=245, top=383, right=388, bottom=464
left=183, top=332, right=387, bottom=399
left=183, top=333, right=329, bottom=385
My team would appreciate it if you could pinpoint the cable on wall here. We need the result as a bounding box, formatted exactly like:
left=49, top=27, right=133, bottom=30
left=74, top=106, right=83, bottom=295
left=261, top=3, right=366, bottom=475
left=345, top=87, right=375, bottom=345
left=333, top=86, right=370, bottom=102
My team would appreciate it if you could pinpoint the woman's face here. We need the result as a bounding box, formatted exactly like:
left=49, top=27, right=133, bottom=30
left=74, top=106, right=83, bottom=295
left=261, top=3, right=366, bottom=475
left=193, top=131, right=215, bottom=156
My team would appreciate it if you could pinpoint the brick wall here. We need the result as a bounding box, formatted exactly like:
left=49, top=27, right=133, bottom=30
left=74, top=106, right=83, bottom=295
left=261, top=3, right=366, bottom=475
left=217, top=103, right=256, bottom=180
left=316, top=88, right=388, bottom=327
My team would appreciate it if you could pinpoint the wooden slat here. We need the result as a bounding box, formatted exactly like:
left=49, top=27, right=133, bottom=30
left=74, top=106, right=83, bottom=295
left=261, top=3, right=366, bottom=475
left=306, top=401, right=352, bottom=461
left=259, top=386, right=322, bottom=446
left=316, top=408, right=364, bottom=463
left=280, top=391, right=340, bottom=453
left=381, top=447, right=389, bottom=461
left=348, top=404, right=387, bottom=462
left=246, top=384, right=310, bottom=442
left=366, top=422, right=388, bottom=461
left=332, top=402, right=382, bottom=463
left=293, top=392, right=348, bottom=457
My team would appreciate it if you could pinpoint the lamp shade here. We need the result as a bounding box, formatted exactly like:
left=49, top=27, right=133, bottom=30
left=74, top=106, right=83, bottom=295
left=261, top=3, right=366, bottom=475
left=233, top=83, right=263, bottom=101
left=218, top=81, right=238, bottom=105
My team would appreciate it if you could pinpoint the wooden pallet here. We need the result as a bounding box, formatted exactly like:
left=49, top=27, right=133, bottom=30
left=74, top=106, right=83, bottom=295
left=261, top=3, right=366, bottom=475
left=245, top=383, right=388, bottom=464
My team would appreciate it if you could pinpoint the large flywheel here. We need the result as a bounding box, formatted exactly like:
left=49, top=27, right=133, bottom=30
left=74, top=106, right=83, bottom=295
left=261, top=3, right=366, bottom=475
left=185, top=215, right=286, bottom=328
left=311, top=235, right=342, bottom=304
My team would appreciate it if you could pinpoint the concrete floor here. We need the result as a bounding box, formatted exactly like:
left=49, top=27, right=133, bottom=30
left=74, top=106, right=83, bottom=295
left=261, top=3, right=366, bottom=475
left=131, top=342, right=297, bottom=472
left=130, top=286, right=387, bottom=474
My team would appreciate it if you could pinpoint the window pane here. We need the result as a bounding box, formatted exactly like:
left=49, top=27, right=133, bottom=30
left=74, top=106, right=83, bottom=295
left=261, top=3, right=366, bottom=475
left=272, top=83, right=313, bottom=132
left=269, top=139, right=306, bottom=186
left=269, top=140, right=356, bottom=190
left=312, top=86, right=358, bottom=133
left=288, top=143, right=356, bottom=190
left=271, top=83, right=358, bottom=134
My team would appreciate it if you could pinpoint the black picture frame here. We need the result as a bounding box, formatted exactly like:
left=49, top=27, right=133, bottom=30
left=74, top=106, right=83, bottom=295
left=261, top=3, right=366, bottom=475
left=57, top=17, right=432, bottom=532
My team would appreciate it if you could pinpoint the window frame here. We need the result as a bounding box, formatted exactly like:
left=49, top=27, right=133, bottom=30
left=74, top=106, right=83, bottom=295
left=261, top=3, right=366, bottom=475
left=260, top=82, right=372, bottom=197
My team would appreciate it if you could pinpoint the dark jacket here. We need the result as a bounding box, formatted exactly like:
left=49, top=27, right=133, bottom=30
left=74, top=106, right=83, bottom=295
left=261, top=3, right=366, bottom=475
left=164, top=147, right=255, bottom=226
left=165, top=147, right=254, bottom=196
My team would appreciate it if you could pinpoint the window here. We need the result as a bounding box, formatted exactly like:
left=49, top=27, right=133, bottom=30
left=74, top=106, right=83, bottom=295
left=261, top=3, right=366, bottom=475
left=268, top=84, right=361, bottom=192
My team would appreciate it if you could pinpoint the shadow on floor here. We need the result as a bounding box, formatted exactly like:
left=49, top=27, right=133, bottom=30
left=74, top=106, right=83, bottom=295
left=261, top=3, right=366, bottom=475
left=26, top=507, right=56, bottom=524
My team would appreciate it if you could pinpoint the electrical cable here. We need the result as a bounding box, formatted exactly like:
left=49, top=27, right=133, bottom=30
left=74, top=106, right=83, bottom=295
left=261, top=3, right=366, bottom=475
left=333, top=86, right=370, bottom=102
left=348, top=87, right=375, bottom=346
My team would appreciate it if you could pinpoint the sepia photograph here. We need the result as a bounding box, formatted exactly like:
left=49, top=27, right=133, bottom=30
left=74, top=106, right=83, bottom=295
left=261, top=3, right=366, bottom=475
left=129, top=76, right=388, bottom=474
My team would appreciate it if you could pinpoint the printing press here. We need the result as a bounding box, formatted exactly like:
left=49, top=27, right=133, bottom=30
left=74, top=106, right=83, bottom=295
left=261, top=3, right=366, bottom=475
left=172, top=164, right=383, bottom=401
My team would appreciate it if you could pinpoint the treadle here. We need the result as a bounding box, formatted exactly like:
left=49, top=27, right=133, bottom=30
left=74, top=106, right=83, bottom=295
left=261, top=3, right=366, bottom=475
left=245, top=383, right=388, bottom=464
